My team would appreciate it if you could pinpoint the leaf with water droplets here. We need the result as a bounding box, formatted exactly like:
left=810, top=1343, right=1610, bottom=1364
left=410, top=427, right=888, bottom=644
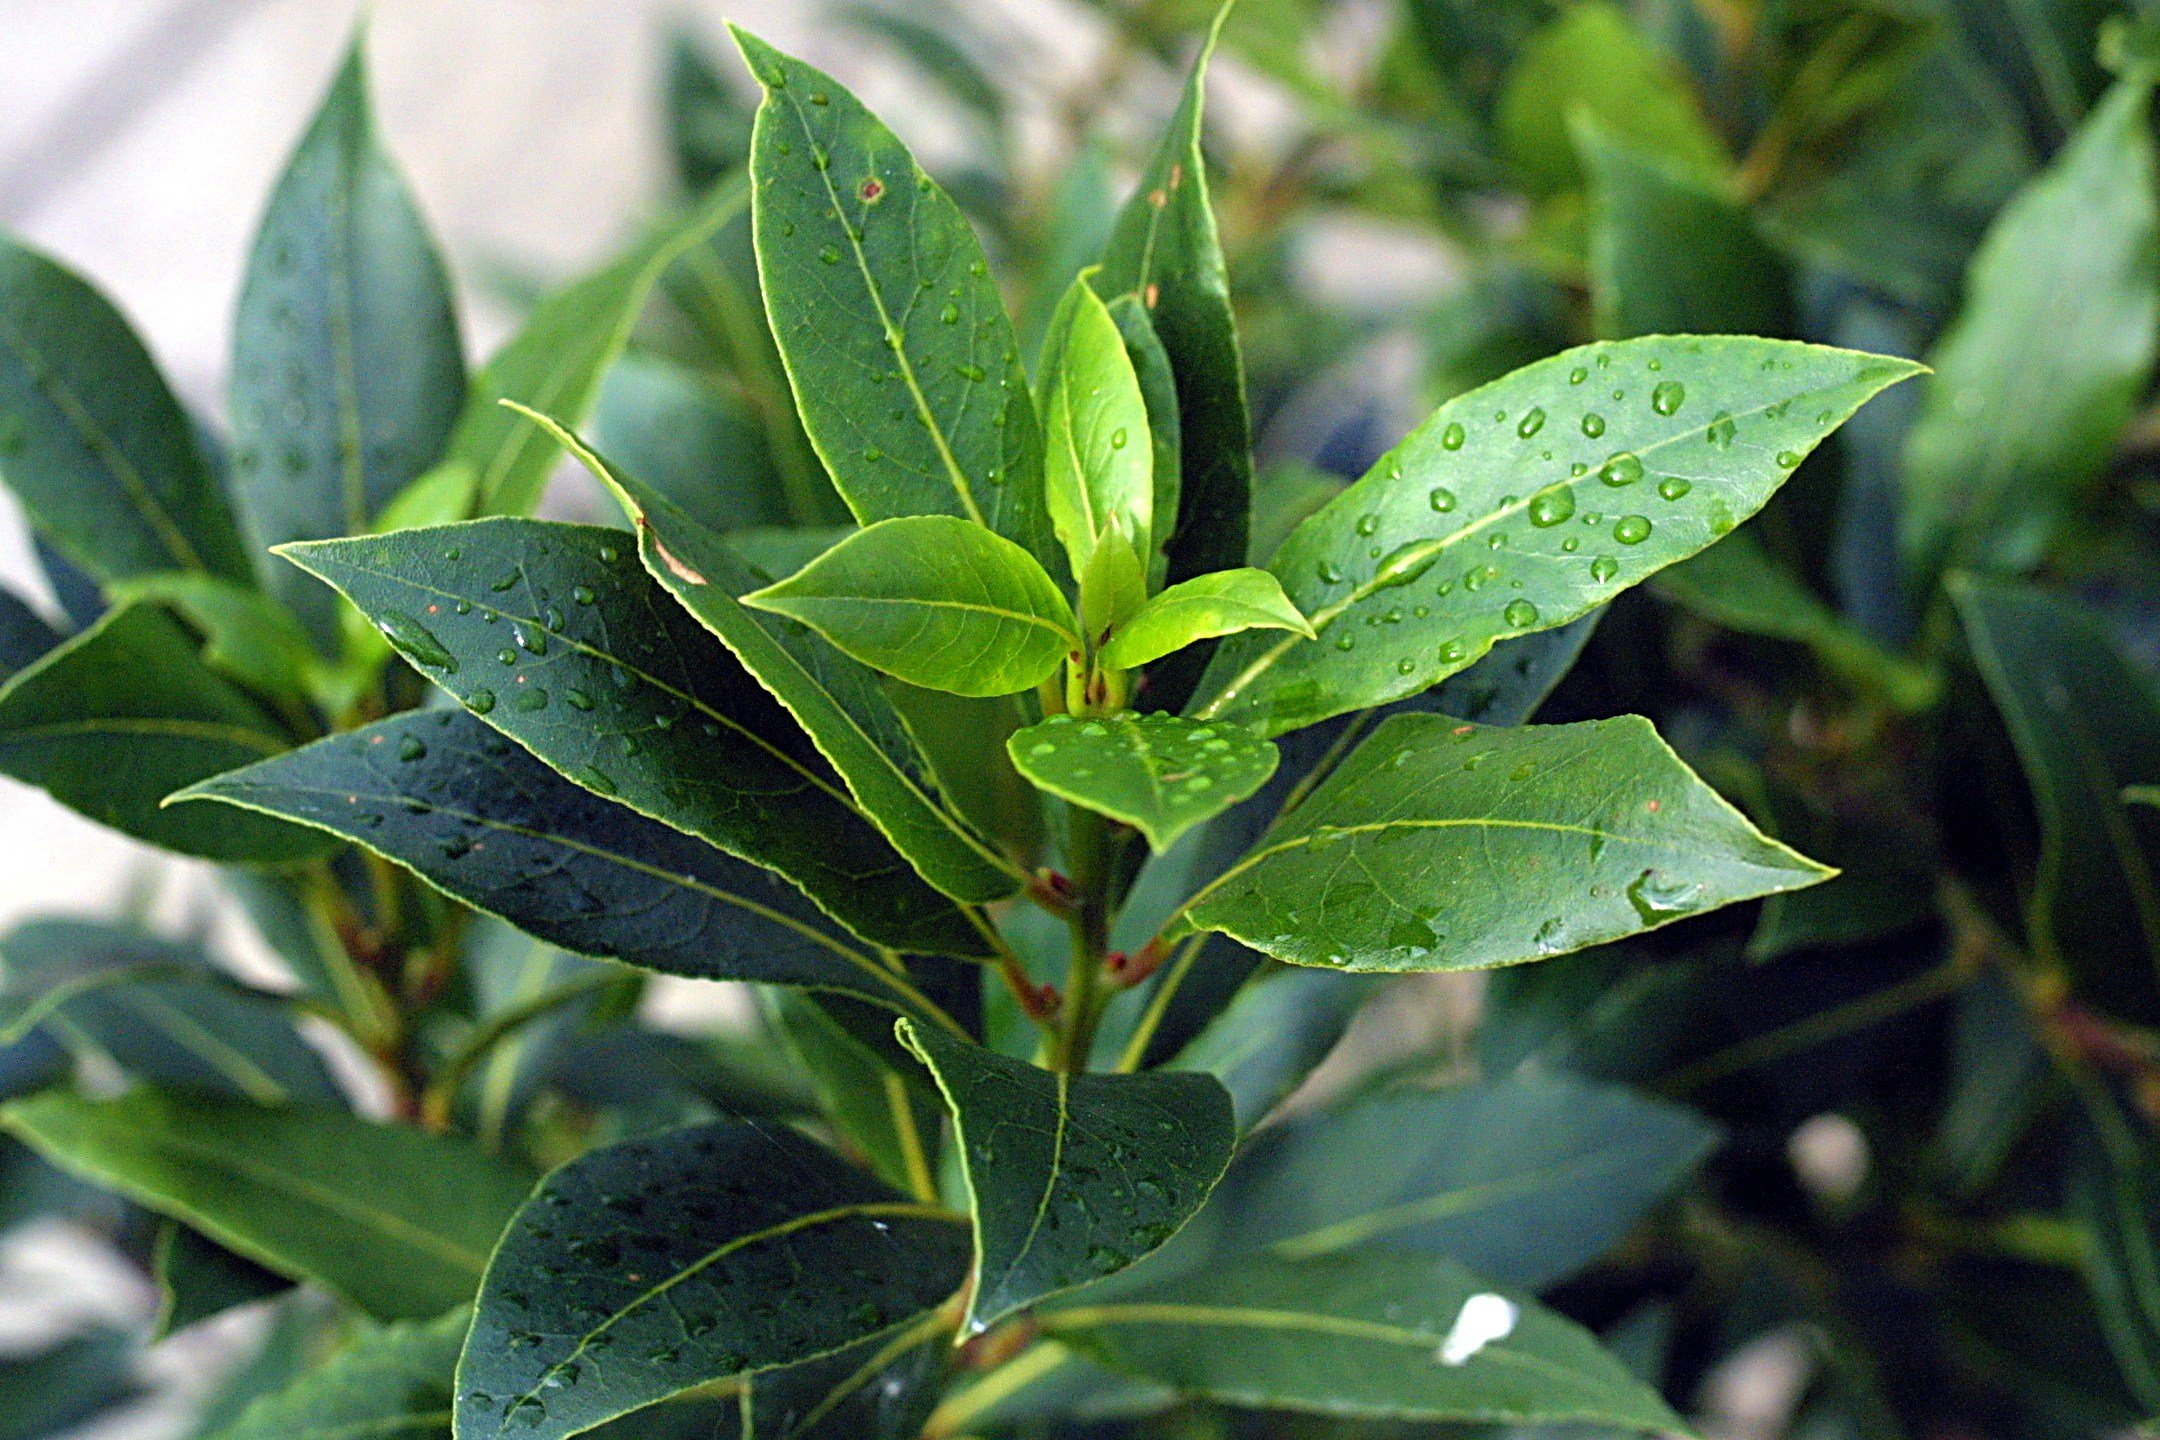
left=896, top=1018, right=1234, bottom=1332
left=4, top=1087, right=532, bottom=1322
left=1189, top=336, right=1923, bottom=736
left=228, top=39, right=464, bottom=649
left=1098, top=567, right=1311, bottom=672
left=1007, top=712, right=1278, bottom=852
left=1038, top=274, right=1154, bottom=584
left=742, top=515, right=1077, bottom=697
left=278, top=520, right=987, bottom=958
left=1175, top=713, right=1830, bottom=972
left=456, top=1119, right=970, bottom=1440
left=1040, top=1249, right=1681, bottom=1428
left=176, top=711, right=965, bottom=1028
left=734, top=29, right=1054, bottom=569
left=195, top=1308, right=466, bottom=1440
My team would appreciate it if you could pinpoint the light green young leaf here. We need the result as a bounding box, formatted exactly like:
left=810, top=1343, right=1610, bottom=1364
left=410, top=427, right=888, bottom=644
left=1042, top=1250, right=1682, bottom=1429
left=199, top=1309, right=465, bottom=1440
left=734, top=29, right=1053, bottom=569
left=456, top=1119, right=970, bottom=1440
left=1007, top=712, right=1279, bottom=852
left=1176, top=714, right=1830, bottom=972
left=1107, top=295, right=1182, bottom=588
left=0, top=604, right=332, bottom=863
left=5, top=1087, right=532, bottom=1321
left=896, top=1018, right=1235, bottom=1333
left=1190, top=337, right=1924, bottom=737
left=228, top=37, right=464, bottom=649
left=1077, top=521, right=1148, bottom=648
left=1100, top=567, right=1311, bottom=673
left=743, top=515, right=1077, bottom=697
left=107, top=572, right=318, bottom=707
left=1901, top=71, right=2157, bottom=588
left=0, top=236, right=253, bottom=587
left=1041, top=275, right=1153, bottom=582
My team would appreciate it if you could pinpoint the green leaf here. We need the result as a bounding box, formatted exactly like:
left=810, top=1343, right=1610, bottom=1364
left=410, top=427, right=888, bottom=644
left=228, top=39, right=464, bottom=649
left=547, top=415, right=1019, bottom=902
left=1950, top=574, right=2160, bottom=1021
left=178, top=711, right=964, bottom=1029
left=1497, top=0, right=1727, bottom=194
left=199, top=1308, right=465, bottom=1440
left=2069, top=1124, right=2160, bottom=1411
left=1096, top=5, right=1253, bottom=611
left=0, top=584, right=63, bottom=681
left=107, top=572, right=320, bottom=708
left=1577, top=117, right=1790, bottom=339
left=895, top=1018, right=1235, bottom=1332
left=742, top=515, right=1077, bottom=697
left=1190, top=337, right=1924, bottom=737
left=280, top=520, right=987, bottom=958
left=733, top=29, right=1052, bottom=568
left=1007, top=712, right=1279, bottom=852
left=1655, top=530, right=1939, bottom=710
left=1042, top=1250, right=1682, bottom=1429
left=5, top=1087, right=533, bottom=1321
left=1177, top=713, right=1831, bottom=972
left=0, top=1330, right=139, bottom=1440
left=0, top=604, right=333, bottom=862
left=451, top=186, right=741, bottom=518
left=590, top=353, right=792, bottom=534
left=154, top=1221, right=293, bottom=1339
left=1040, top=275, right=1153, bottom=581
left=456, top=1119, right=971, bottom=1440
left=1099, top=567, right=1311, bottom=673
left=1107, top=296, right=1182, bottom=590
left=1215, top=1073, right=1718, bottom=1289
left=665, top=28, right=754, bottom=192
left=1901, top=71, right=2157, bottom=587
left=764, top=989, right=943, bottom=1200
left=0, top=235, right=252, bottom=586
left=1165, top=965, right=1363, bottom=1132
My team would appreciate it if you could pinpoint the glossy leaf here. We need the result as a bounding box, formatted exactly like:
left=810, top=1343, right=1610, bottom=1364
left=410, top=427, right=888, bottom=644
left=108, top=572, right=319, bottom=707
left=199, top=1308, right=465, bottom=1440
left=155, top=1221, right=293, bottom=1338
left=456, top=1119, right=971, bottom=1440
left=547, top=414, right=1018, bottom=902
left=228, top=40, right=464, bottom=648
left=1040, top=275, right=1153, bottom=581
left=1217, top=1073, right=1718, bottom=1289
left=5, top=1087, right=532, bottom=1320
left=0, top=234, right=253, bottom=586
left=281, top=520, right=986, bottom=958
left=1190, top=337, right=1924, bottom=736
left=897, top=1018, right=1235, bottom=1331
left=1043, top=1250, right=1682, bottom=1428
left=742, top=515, right=1077, bottom=697
left=180, top=711, right=964, bottom=1028
left=0, top=604, right=332, bottom=862
left=1177, top=714, right=1831, bottom=971
left=0, top=584, right=63, bottom=681
left=452, top=187, right=739, bottom=518
left=1096, top=5, right=1252, bottom=613
left=1007, top=712, right=1279, bottom=851
left=1901, top=72, right=2157, bottom=587
left=734, top=29, right=1053, bottom=568
left=1099, top=567, right=1311, bottom=673
left=1951, top=575, right=2160, bottom=1020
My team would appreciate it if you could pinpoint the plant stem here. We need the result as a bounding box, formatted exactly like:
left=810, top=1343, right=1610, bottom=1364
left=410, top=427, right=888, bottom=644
left=1056, top=806, right=1115, bottom=1071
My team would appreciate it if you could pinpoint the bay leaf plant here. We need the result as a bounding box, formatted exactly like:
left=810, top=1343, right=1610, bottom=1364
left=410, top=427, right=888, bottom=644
left=0, top=10, right=1953, bottom=1440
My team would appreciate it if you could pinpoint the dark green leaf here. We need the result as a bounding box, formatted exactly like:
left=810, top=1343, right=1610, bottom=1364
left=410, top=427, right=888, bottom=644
left=1098, top=567, right=1311, bottom=672
left=179, top=712, right=963, bottom=1027
left=734, top=29, right=1053, bottom=568
left=1178, top=713, right=1831, bottom=971
left=742, top=515, right=1076, bottom=697
left=1040, top=275, right=1154, bottom=581
left=155, top=1221, right=294, bottom=1339
left=1165, top=964, right=1363, bottom=1132
left=896, top=1018, right=1235, bottom=1331
left=108, top=572, right=320, bottom=707
left=2071, top=1120, right=2160, bottom=1411
left=0, top=604, right=333, bottom=862
left=0, top=583, right=63, bottom=680
left=0, top=234, right=252, bottom=586
left=280, top=520, right=987, bottom=958
left=1190, top=337, right=1923, bottom=736
left=199, top=1308, right=465, bottom=1440
left=0, top=1329, right=139, bottom=1440
left=5, top=1087, right=532, bottom=1321
left=764, top=989, right=943, bottom=1200
left=590, top=353, right=791, bottom=535
left=456, top=1119, right=970, bottom=1440
left=1901, top=72, right=2157, bottom=587
left=665, top=28, right=754, bottom=192
left=1950, top=574, right=2160, bottom=1020
left=1007, top=712, right=1278, bottom=851
left=1042, top=1250, right=1682, bottom=1428
left=228, top=41, right=464, bottom=648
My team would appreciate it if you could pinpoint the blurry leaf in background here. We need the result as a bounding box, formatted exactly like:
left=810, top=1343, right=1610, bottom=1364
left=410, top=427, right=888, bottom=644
left=107, top=572, right=319, bottom=710
left=663, top=25, right=754, bottom=193
left=1164, top=963, right=1363, bottom=1132
left=0, top=584, right=64, bottom=681
left=590, top=353, right=793, bottom=535
left=1932, top=972, right=2055, bottom=1194
left=0, top=1329, right=140, bottom=1440
left=0, top=604, right=334, bottom=863
left=2070, top=1115, right=2160, bottom=1412
left=1951, top=574, right=2160, bottom=1021
left=227, top=39, right=464, bottom=652
left=154, top=1220, right=295, bottom=1340
left=196, top=1308, right=464, bottom=1440
left=1899, top=70, right=2158, bottom=589
left=765, top=988, right=943, bottom=1198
